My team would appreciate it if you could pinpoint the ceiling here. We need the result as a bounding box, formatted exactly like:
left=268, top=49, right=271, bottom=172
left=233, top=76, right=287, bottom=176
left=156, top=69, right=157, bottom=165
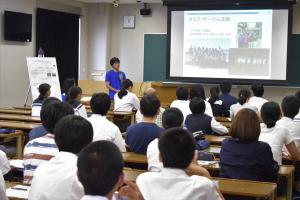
left=76, top=0, right=162, bottom=3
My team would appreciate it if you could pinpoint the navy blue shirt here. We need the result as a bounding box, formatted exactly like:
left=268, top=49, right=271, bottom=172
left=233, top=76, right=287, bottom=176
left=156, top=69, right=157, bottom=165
left=220, top=138, right=279, bottom=182
left=219, top=94, right=237, bottom=111
left=28, top=126, right=48, bottom=141
left=185, top=114, right=213, bottom=134
left=125, top=122, right=163, bottom=154
left=105, top=70, right=126, bottom=100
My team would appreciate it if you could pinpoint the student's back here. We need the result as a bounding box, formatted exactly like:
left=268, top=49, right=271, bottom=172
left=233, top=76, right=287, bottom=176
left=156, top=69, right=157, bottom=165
left=208, top=86, right=230, bottom=117
left=219, top=81, right=237, bottom=110
left=114, top=79, right=139, bottom=112
left=32, top=83, right=51, bottom=117
left=67, top=86, right=87, bottom=118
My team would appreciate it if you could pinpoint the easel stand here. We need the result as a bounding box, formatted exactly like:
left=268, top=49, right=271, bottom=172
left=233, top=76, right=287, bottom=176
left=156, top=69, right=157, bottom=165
left=23, top=85, right=31, bottom=107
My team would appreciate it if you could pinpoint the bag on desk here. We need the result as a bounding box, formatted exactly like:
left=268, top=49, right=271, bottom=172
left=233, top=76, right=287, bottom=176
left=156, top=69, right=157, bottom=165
left=0, top=129, right=15, bottom=134
left=197, top=140, right=210, bottom=150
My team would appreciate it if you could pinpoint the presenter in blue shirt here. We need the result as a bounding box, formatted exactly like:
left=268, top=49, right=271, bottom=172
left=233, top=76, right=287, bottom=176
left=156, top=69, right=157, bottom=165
left=105, top=57, right=126, bottom=100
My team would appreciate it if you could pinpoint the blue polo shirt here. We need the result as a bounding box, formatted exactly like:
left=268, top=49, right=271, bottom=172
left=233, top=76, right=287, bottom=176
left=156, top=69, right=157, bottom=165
left=105, top=70, right=126, bottom=100
left=125, top=122, right=163, bottom=154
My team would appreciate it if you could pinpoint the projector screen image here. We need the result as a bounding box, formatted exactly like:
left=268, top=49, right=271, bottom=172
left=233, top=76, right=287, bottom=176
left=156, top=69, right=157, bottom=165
left=169, top=9, right=289, bottom=81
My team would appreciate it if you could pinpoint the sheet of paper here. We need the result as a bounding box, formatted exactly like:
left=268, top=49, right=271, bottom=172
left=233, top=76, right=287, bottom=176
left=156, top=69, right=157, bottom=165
left=81, top=96, right=91, bottom=102
left=6, top=185, right=30, bottom=199
left=197, top=160, right=218, bottom=166
left=9, top=160, right=24, bottom=169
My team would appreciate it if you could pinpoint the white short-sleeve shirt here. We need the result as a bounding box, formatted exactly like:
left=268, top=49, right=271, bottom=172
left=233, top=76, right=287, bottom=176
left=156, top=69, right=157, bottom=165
left=87, top=114, right=126, bottom=152
left=248, top=96, right=268, bottom=111
left=230, top=102, right=258, bottom=119
left=136, top=168, right=222, bottom=200
left=259, top=124, right=293, bottom=165
left=114, top=91, right=140, bottom=112
left=277, top=117, right=300, bottom=149
left=0, top=150, right=10, bottom=175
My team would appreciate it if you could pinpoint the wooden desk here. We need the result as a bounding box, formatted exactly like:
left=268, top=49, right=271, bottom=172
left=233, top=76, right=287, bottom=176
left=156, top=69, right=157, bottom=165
left=279, top=165, right=294, bottom=200
left=215, top=116, right=232, bottom=122
left=122, top=152, right=147, bottom=164
left=0, top=130, right=24, bottom=159
left=13, top=107, right=31, bottom=111
left=123, top=168, right=146, bottom=182
left=0, top=121, right=41, bottom=131
left=0, top=109, right=31, bottom=115
left=204, top=145, right=221, bottom=156
left=0, top=114, right=41, bottom=123
left=108, top=111, right=136, bottom=125
left=205, top=135, right=228, bottom=145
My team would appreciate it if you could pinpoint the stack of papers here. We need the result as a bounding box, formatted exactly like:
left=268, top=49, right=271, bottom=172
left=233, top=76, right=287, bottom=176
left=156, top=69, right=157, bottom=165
left=10, top=160, right=24, bottom=169
left=6, top=185, right=30, bottom=199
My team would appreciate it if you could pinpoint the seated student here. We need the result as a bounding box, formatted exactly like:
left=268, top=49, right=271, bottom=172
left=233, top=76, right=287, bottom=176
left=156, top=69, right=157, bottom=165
left=137, top=128, right=224, bottom=200
left=147, top=107, right=184, bottom=172
left=277, top=95, right=300, bottom=149
left=190, top=84, right=213, bottom=117
left=220, top=109, right=279, bottom=182
left=61, top=78, right=76, bottom=102
left=185, top=97, right=228, bottom=135
left=259, top=102, right=300, bottom=165
left=32, top=83, right=51, bottom=117
left=23, top=102, right=74, bottom=184
left=67, top=86, right=88, bottom=118
left=88, top=93, right=126, bottom=152
left=136, top=88, right=165, bottom=128
left=28, top=97, right=60, bottom=141
left=0, top=150, right=11, bottom=180
left=114, top=79, right=140, bottom=112
left=170, top=87, right=191, bottom=120
left=126, top=94, right=163, bottom=154
left=230, top=89, right=258, bottom=118
left=78, top=141, right=143, bottom=200
left=248, top=82, right=268, bottom=111
left=0, top=172, right=7, bottom=200
left=219, top=81, right=237, bottom=110
left=208, top=86, right=230, bottom=117
left=29, top=115, right=93, bottom=200
left=295, top=90, right=300, bottom=120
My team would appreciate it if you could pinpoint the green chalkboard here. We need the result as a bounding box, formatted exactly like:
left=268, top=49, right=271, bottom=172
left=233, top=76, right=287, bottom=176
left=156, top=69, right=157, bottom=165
left=143, top=34, right=167, bottom=81
left=144, top=34, right=300, bottom=86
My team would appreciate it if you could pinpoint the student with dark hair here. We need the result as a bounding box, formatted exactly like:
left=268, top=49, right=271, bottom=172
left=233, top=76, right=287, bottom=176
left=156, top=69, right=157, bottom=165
left=170, top=87, right=191, bottom=120
left=208, top=86, right=230, bottom=117
left=32, top=83, right=51, bottom=117
left=61, top=78, right=76, bottom=102
left=189, top=84, right=214, bottom=117
left=277, top=95, right=300, bottom=149
left=259, top=102, right=300, bottom=165
left=105, top=57, right=126, bottom=100
left=28, top=97, right=61, bottom=141
left=29, top=115, right=93, bottom=200
left=230, top=89, right=257, bottom=118
left=67, top=86, right=87, bottom=118
left=147, top=108, right=184, bottom=172
left=219, top=81, right=237, bottom=110
left=88, top=93, right=125, bottom=152
left=137, top=128, right=223, bottom=200
left=248, top=82, right=268, bottom=111
left=220, top=109, right=279, bottom=182
left=114, top=79, right=140, bottom=112
left=185, top=97, right=228, bottom=135
left=126, top=94, right=163, bottom=154
left=23, top=102, right=74, bottom=184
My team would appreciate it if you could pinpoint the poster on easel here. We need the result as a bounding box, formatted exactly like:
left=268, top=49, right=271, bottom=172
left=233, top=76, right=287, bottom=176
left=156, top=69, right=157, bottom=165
left=26, top=57, right=62, bottom=101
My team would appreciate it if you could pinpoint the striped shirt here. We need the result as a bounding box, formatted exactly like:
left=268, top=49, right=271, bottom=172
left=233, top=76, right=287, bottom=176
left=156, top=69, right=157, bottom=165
left=23, top=133, right=59, bottom=184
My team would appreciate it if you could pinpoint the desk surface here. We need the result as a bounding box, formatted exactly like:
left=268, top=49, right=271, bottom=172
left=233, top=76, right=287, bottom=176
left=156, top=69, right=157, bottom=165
left=205, top=135, right=228, bottom=145
left=0, top=109, right=31, bottom=115
left=0, top=121, right=41, bottom=131
left=122, top=152, right=147, bottom=164
left=0, top=114, right=40, bottom=123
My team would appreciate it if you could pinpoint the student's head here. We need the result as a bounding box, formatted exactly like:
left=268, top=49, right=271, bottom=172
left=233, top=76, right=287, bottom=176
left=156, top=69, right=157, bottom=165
left=260, top=102, right=281, bottom=128
left=68, top=86, right=82, bottom=103
left=295, top=90, right=300, bottom=100
left=38, top=83, right=51, bottom=97
left=251, top=83, right=264, bottom=97
left=54, top=115, right=93, bottom=154
left=230, top=109, right=260, bottom=142
left=42, top=97, right=61, bottom=106
left=61, top=78, right=76, bottom=94
left=110, top=57, right=120, bottom=71
left=281, top=95, right=300, bottom=119
left=78, top=141, right=124, bottom=197
left=237, top=89, right=251, bottom=105
left=189, top=97, right=206, bottom=114
left=190, top=84, right=205, bottom=99
left=220, top=81, right=232, bottom=94
left=140, top=94, right=160, bottom=118
left=40, top=102, right=74, bottom=133
left=90, top=93, right=111, bottom=116
left=208, top=86, right=220, bottom=104
left=118, top=79, right=133, bottom=99
left=158, top=128, right=196, bottom=169
left=162, top=108, right=184, bottom=129
left=176, top=87, right=189, bottom=100
left=144, top=88, right=156, bottom=96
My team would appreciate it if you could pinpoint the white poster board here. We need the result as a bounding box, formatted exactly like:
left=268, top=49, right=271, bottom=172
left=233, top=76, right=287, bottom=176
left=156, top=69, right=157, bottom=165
left=27, top=57, right=62, bottom=101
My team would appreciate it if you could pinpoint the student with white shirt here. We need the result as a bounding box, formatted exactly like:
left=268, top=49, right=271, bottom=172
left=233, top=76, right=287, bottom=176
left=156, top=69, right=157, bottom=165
left=67, top=86, right=88, bottom=118
left=277, top=95, right=300, bottom=149
left=0, top=171, right=7, bottom=200
left=259, top=102, right=300, bottom=165
left=248, top=83, right=268, bottom=111
left=88, top=93, right=126, bottom=152
left=137, top=128, right=224, bottom=200
left=147, top=107, right=184, bottom=172
left=230, top=89, right=258, bottom=118
left=78, top=141, right=143, bottom=200
left=170, top=87, right=190, bottom=120
left=114, top=79, right=140, bottom=112
left=185, top=97, right=228, bottom=135
left=29, top=115, right=94, bottom=200
left=190, top=84, right=214, bottom=117
left=294, top=90, right=300, bottom=120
